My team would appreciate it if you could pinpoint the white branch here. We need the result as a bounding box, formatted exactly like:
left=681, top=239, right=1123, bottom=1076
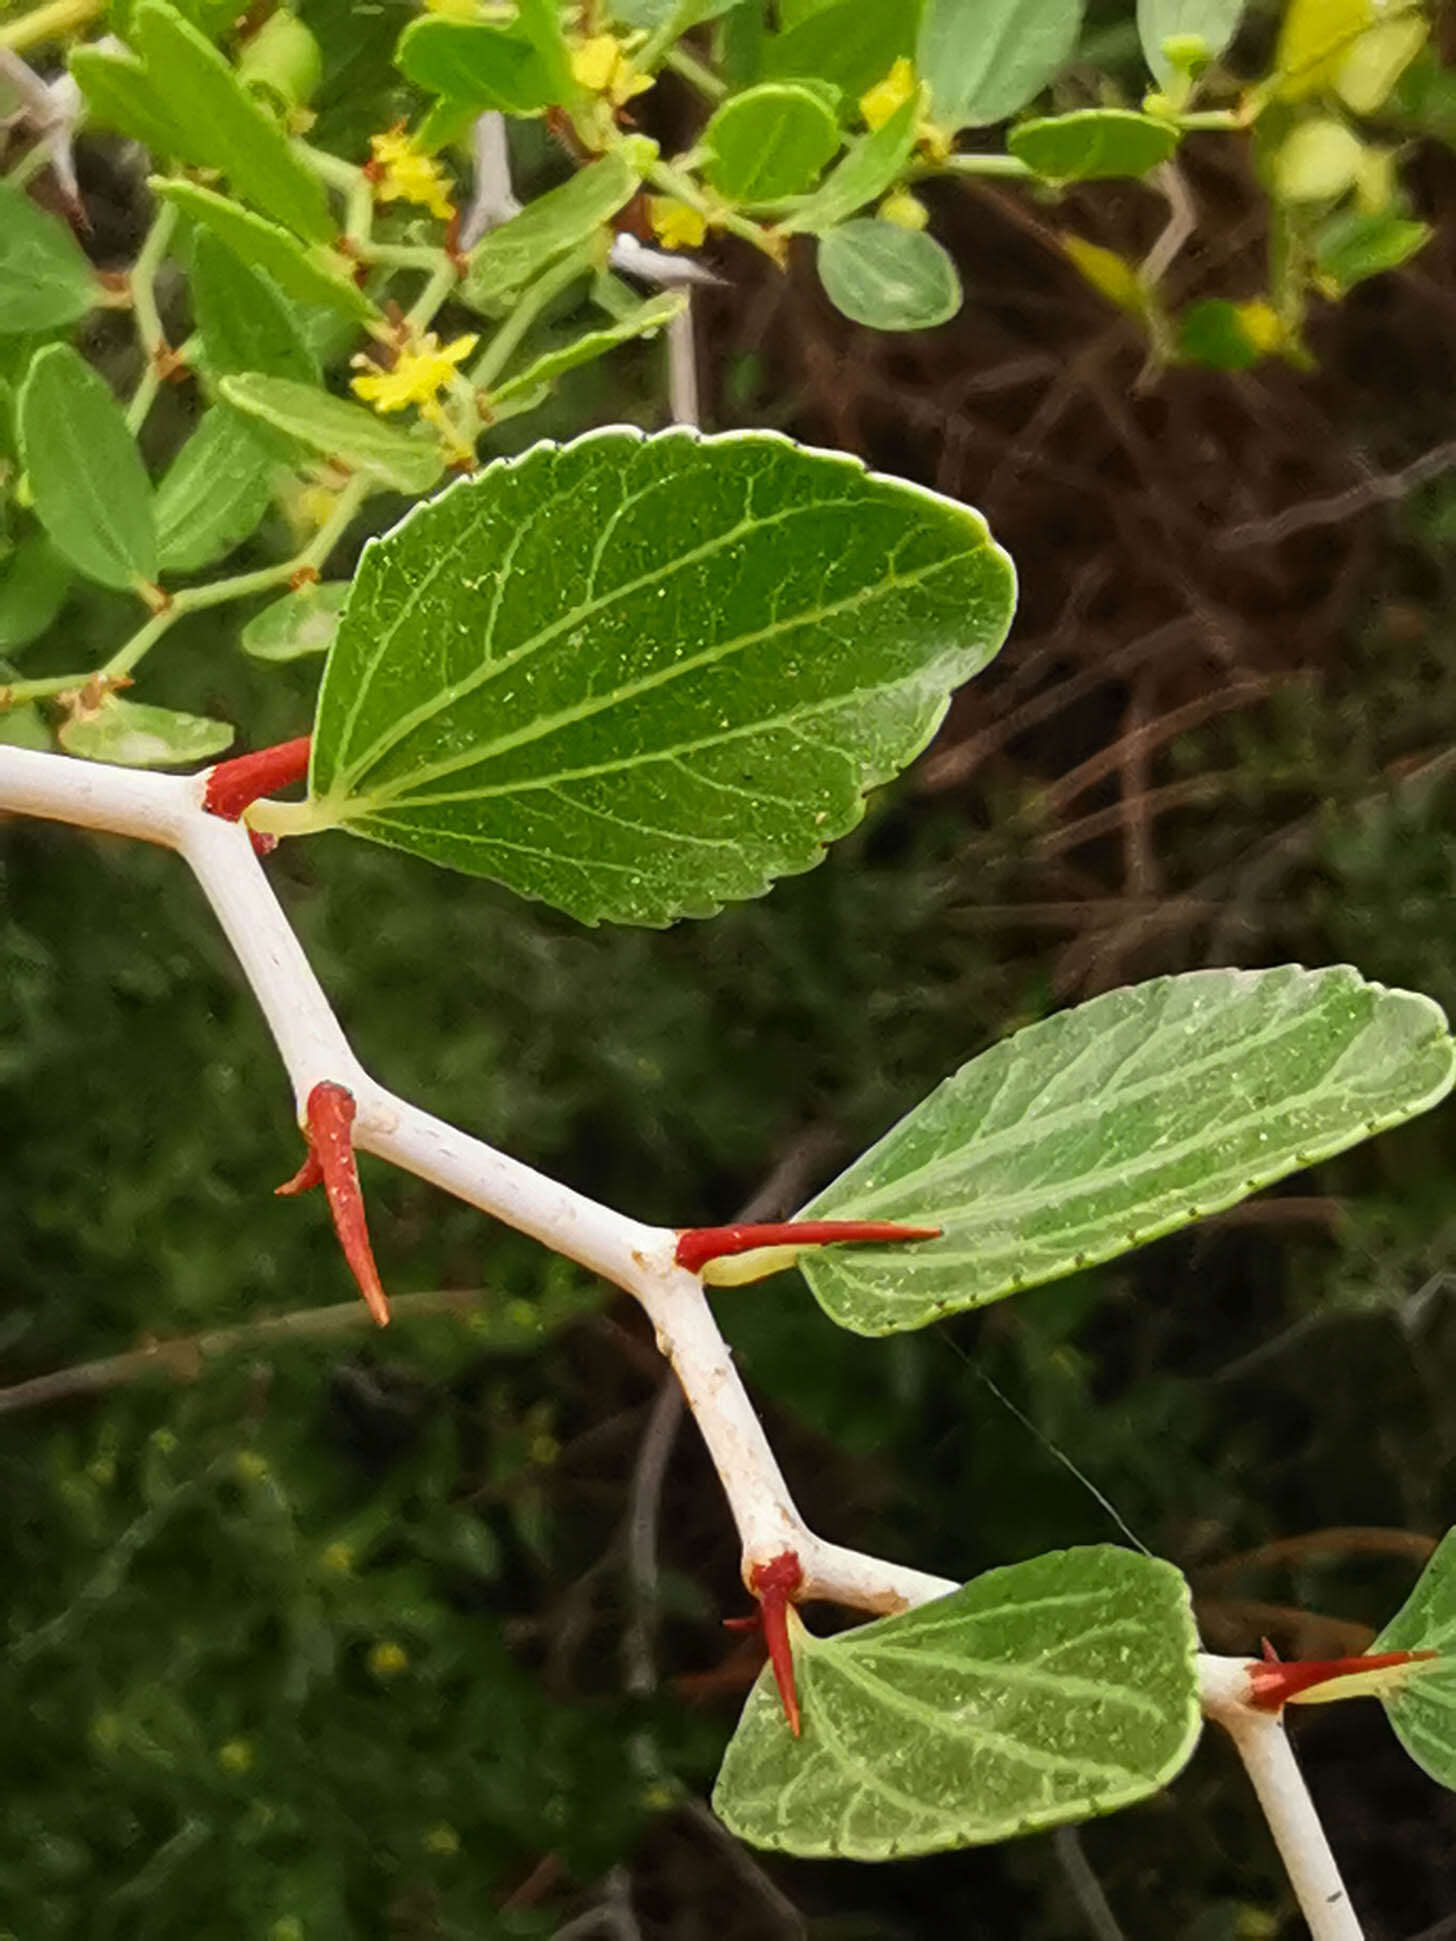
left=0, top=739, right=1365, bottom=1941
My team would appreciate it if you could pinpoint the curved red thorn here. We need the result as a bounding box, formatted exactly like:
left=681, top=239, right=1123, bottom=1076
left=675, top=1220, right=941, bottom=1274
left=749, top=1551, right=804, bottom=1737
left=203, top=735, right=312, bottom=823
left=278, top=1082, right=390, bottom=1327
left=1248, top=1648, right=1439, bottom=1711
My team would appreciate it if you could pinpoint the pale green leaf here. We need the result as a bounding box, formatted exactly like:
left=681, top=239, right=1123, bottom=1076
left=18, top=345, right=157, bottom=591
left=58, top=697, right=234, bottom=767
left=1008, top=110, right=1179, bottom=183
left=798, top=965, right=1456, bottom=1335
left=1136, top=0, right=1245, bottom=87
left=219, top=375, right=445, bottom=494
left=152, top=178, right=375, bottom=323
left=155, top=409, right=276, bottom=573
left=463, top=151, right=649, bottom=314
left=817, top=219, right=961, bottom=330
left=703, top=83, right=842, bottom=202
left=1372, top=1529, right=1456, bottom=1790
left=919, top=0, right=1084, bottom=130
left=298, top=427, right=1015, bottom=925
left=70, top=45, right=186, bottom=156
left=394, top=15, right=562, bottom=115
left=131, top=0, right=332, bottom=240
left=190, top=230, right=320, bottom=385
left=1273, top=119, right=1364, bottom=203
left=241, top=581, right=349, bottom=662
left=779, top=92, right=921, bottom=235
left=764, top=0, right=921, bottom=103
left=492, top=293, right=684, bottom=403
left=0, top=181, right=98, bottom=334
left=0, top=536, right=71, bottom=653
left=714, top=1547, right=1200, bottom=1857
left=1314, top=208, right=1431, bottom=290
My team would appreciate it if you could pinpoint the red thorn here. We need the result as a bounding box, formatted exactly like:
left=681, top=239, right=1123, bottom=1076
left=203, top=736, right=312, bottom=824
left=278, top=1082, right=390, bottom=1326
left=675, top=1220, right=942, bottom=1275
left=748, top=1551, right=804, bottom=1737
left=1247, top=1648, right=1439, bottom=1711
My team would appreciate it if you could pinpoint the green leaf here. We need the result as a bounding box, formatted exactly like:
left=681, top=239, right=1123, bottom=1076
left=1314, top=208, right=1431, bottom=291
left=919, top=0, right=1084, bottom=130
left=492, top=293, right=685, bottom=403
left=155, top=409, right=276, bottom=573
left=702, top=83, right=842, bottom=201
left=1008, top=109, right=1179, bottom=183
left=70, top=45, right=187, bottom=156
left=394, top=15, right=562, bottom=115
left=817, top=219, right=961, bottom=330
left=462, top=151, right=649, bottom=315
left=190, top=230, right=321, bottom=385
left=18, top=345, right=157, bottom=592
left=713, top=1547, right=1200, bottom=1857
left=1372, top=1529, right=1456, bottom=1790
left=1272, top=119, right=1364, bottom=203
left=130, top=0, right=333, bottom=241
left=764, top=0, right=921, bottom=103
left=152, top=179, right=375, bottom=322
left=0, top=182, right=98, bottom=335
left=58, top=696, right=235, bottom=767
left=297, top=427, right=1014, bottom=925
left=779, top=91, right=921, bottom=234
left=241, top=581, right=350, bottom=662
left=0, top=536, right=72, bottom=653
left=218, top=374, right=445, bottom=494
left=1136, top=0, right=1245, bottom=87
left=797, top=965, right=1455, bottom=1335
left=612, top=0, right=740, bottom=26
left=1176, top=298, right=1264, bottom=369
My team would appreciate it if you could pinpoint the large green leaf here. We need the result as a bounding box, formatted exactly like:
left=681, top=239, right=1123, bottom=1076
left=919, top=0, right=1084, bottom=129
left=492, top=293, right=684, bottom=403
left=703, top=83, right=842, bottom=201
left=155, top=409, right=276, bottom=573
left=0, top=182, right=98, bottom=335
left=1372, top=1529, right=1456, bottom=1790
left=152, top=179, right=374, bottom=323
left=462, top=150, right=649, bottom=314
left=218, top=375, right=445, bottom=494
left=130, top=0, right=333, bottom=241
left=190, top=231, right=320, bottom=385
left=817, top=219, right=962, bottom=330
left=797, top=965, right=1456, bottom=1336
left=293, top=428, right=1015, bottom=926
left=779, top=92, right=921, bottom=235
left=764, top=0, right=921, bottom=102
left=18, top=345, right=157, bottom=591
left=1137, top=0, right=1246, bottom=86
left=714, top=1547, right=1200, bottom=1857
left=1008, top=110, right=1179, bottom=183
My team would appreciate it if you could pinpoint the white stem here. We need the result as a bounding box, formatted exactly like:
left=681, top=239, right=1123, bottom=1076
left=0, top=742, right=1364, bottom=1940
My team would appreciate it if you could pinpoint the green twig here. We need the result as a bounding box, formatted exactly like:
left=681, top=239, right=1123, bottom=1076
left=125, top=202, right=179, bottom=435
left=469, top=240, right=601, bottom=392
left=664, top=44, right=726, bottom=102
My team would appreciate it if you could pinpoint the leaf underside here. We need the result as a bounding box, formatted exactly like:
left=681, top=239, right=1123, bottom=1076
left=713, top=1546, right=1201, bottom=1858
left=1373, top=1528, right=1456, bottom=1790
left=307, top=427, right=1016, bottom=927
left=798, top=964, right=1456, bottom=1334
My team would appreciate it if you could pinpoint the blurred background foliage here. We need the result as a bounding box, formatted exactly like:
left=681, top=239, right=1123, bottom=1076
left=4, top=0, right=1456, bottom=1936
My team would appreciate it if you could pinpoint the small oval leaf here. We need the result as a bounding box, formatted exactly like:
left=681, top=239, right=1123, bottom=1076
left=394, top=15, right=560, bottom=114
left=713, top=1547, right=1200, bottom=1857
left=703, top=83, right=843, bottom=202
left=151, top=177, right=375, bottom=323
left=491, top=292, right=684, bottom=403
left=818, top=219, right=961, bottom=330
left=19, top=344, right=157, bottom=591
left=0, top=182, right=98, bottom=335
left=780, top=91, right=921, bottom=235
left=219, top=375, right=445, bottom=494
left=1009, top=109, right=1179, bottom=183
left=190, top=230, right=320, bottom=385
left=298, top=427, right=1015, bottom=926
left=764, top=0, right=920, bottom=102
left=1137, top=0, right=1246, bottom=87
left=798, top=965, right=1456, bottom=1335
left=155, top=409, right=276, bottom=573
left=241, top=581, right=349, bottom=662
left=919, top=0, right=1084, bottom=130
left=0, top=536, right=72, bottom=653
left=1372, top=1529, right=1456, bottom=1791
left=58, top=696, right=235, bottom=767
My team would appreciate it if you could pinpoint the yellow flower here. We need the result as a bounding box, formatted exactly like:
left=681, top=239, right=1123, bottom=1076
left=1232, top=300, right=1284, bottom=354
left=860, top=56, right=916, bottom=131
left=368, top=1640, right=410, bottom=1679
left=351, top=332, right=479, bottom=414
left=647, top=195, right=707, bottom=251
left=369, top=127, right=455, bottom=220
left=570, top=32, right=653, bottom=106
left=878, top=187, right=928, bottom=230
